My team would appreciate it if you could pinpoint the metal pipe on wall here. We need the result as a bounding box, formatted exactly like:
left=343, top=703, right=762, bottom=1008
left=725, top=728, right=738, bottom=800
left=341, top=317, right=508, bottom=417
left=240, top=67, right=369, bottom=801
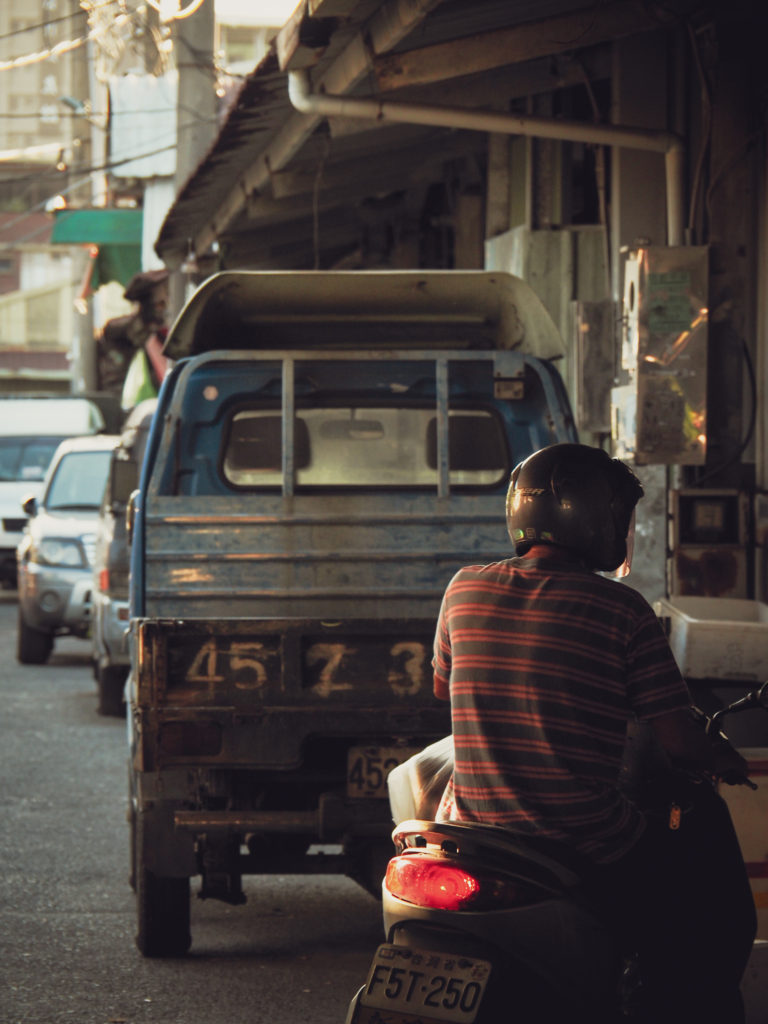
left=288, top=69, right=685, bottom=248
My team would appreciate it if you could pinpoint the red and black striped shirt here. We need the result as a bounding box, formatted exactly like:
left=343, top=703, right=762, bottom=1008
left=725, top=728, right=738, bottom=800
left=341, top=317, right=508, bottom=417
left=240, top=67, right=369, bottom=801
left=433, top=555, right=691, bottom=863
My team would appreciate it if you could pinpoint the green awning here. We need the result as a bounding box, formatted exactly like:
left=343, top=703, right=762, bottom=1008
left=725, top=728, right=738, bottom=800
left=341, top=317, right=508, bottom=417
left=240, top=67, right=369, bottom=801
left=51, top=208, right=143, bottom=245
left=51, top=208, right=143, bottom=288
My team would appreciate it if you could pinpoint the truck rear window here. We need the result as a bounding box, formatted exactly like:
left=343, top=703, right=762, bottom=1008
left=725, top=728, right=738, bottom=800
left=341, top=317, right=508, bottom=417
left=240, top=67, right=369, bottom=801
left=222, top=407, right=508, bottom=489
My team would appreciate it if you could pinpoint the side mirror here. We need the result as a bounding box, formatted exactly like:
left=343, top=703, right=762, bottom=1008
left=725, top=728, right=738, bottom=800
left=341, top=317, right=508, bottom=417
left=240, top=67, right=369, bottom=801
left=126, top=488, right=140, bottom=545
left=21, top=495, right=37, bottom=517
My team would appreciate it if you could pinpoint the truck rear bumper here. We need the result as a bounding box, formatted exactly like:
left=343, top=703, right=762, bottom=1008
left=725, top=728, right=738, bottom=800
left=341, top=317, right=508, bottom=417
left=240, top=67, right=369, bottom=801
left=173, top=788, right=389, bottom=842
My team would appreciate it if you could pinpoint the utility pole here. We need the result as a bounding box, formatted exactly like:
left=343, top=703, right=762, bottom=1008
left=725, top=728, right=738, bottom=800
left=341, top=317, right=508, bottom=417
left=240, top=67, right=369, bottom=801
left=170, top=0, right=217, bottom=317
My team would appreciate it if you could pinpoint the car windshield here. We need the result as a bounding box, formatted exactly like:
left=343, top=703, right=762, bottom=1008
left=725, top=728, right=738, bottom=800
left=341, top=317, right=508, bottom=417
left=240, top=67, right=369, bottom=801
left=0, top=438, right=61, bottom=483
left=45, top=450, right=113, bottom=510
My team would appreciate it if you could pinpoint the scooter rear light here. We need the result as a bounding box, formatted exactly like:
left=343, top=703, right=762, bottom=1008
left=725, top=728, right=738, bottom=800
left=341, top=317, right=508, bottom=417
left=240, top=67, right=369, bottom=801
left=385, top=854, right=540, bottom=912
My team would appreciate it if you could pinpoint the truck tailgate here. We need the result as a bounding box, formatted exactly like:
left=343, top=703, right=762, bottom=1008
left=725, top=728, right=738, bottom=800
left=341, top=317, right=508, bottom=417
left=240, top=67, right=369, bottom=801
left=133, top=616, right=448, bottom=770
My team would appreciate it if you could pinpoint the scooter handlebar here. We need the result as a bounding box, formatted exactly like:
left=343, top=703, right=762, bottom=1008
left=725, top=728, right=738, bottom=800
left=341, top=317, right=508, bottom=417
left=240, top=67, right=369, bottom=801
left=718, top=771, right=758, bottom=790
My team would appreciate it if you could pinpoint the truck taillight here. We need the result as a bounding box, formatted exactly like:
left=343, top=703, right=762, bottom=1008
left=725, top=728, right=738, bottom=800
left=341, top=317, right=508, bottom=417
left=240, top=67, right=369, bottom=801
left=98, top=568, right=129, bottom=597
left=385, top=854, right=544, bottom=911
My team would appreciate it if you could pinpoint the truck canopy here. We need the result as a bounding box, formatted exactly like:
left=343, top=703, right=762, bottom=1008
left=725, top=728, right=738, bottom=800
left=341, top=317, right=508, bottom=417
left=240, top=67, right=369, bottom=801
left=134, top=274, right=577, bottom=623
left=161, top=270, right=567, bottom=362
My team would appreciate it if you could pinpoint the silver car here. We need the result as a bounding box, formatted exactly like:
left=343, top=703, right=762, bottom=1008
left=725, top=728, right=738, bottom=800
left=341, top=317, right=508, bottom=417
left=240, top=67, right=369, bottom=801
left=91, top=399, right=157, bottom=715
left=16, top=434, right=119, bottom=666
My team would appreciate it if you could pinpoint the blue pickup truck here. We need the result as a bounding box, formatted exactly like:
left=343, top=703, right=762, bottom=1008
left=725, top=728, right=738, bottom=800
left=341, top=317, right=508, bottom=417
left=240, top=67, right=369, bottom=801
left=126, top=270, right=578, bottom=956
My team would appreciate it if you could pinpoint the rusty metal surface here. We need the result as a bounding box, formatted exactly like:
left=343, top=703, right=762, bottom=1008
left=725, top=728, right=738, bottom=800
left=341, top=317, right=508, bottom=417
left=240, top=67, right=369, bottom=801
left=136, top=615, right=439, bottom=705
left=141, top=496, right=507, bottom=619
left=133, top=616, right=450, bottom=770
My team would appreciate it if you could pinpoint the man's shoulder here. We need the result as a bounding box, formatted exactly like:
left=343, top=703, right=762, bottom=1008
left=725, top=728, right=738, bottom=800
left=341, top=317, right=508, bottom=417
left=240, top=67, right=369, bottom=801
left=599, top=575, right=655, bottom=608
left=451, top=559, right=515, bottom=582
left=448, top=560, right=656, bottom=612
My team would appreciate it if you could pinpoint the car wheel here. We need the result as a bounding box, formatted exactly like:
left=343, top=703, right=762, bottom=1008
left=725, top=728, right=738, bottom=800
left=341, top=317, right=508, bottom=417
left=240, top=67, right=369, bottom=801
left=17, top=608, right=53, bottom=665
left=97, top=664, right=128, bottom=717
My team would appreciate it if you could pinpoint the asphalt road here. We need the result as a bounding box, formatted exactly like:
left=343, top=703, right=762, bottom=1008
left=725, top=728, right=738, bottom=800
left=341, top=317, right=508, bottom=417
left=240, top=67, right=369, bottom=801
left=0, top=598, right=382, bottom=1024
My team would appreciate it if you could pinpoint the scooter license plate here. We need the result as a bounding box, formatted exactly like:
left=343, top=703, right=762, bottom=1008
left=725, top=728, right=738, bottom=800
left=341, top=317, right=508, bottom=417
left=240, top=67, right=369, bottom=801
left=357, top=943, right=492, bottom=1024
left=347, top=746, right=419, bottom=798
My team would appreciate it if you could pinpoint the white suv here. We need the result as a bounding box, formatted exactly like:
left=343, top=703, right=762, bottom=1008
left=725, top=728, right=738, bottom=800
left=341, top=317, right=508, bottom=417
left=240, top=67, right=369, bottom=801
left=0, top=396, right=107, bottom=588
left=16, top=434, right=118, bottom=665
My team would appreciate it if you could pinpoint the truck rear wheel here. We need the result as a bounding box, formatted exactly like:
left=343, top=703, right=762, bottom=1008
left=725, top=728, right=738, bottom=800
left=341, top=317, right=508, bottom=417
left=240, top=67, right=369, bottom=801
left=97, top=664, right=127, bottom=717
left=136, top=865, right=191, bottom=957
left=135, top=819, right=191, bottom=957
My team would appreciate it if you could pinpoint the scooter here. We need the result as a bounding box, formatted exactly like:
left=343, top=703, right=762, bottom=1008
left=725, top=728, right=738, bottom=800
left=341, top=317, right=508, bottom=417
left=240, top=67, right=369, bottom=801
left=344, top=682, right=768, bottom=1024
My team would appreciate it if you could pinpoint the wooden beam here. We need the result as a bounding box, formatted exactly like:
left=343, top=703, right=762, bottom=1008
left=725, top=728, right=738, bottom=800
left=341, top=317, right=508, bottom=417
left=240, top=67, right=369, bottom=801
left=270, top=132, right=483, bottom=201
left=222, top=205, right=363, bottom=269
left=373, top=0, right=678, bottom=92
left=276, top=1, right=338, bottom=71
left=309, top=0, right=358, bottom=14
left=327, top=50, right=611, bottom=138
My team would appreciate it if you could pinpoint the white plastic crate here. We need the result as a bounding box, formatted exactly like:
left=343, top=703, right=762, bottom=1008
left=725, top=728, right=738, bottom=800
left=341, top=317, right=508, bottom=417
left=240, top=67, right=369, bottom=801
left=654, top=596, right=768, bottom=682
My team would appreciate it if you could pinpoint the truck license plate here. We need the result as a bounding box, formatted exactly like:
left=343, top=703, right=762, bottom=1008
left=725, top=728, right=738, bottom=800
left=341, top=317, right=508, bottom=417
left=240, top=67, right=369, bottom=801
left=358, top=943, right=491, bottom=1024
left=347, top=746, right=419, bottom=798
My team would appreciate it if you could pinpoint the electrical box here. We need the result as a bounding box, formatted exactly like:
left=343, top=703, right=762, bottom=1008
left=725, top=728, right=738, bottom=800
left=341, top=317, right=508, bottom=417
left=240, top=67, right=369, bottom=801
left=611, top=246, right=709, bottom=465
left=668, top=489, right=749, bottom=597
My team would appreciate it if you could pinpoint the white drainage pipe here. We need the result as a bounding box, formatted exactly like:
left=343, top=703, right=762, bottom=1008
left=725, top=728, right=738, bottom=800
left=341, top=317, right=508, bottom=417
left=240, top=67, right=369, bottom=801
left=288, top=68, right=685, bottom=247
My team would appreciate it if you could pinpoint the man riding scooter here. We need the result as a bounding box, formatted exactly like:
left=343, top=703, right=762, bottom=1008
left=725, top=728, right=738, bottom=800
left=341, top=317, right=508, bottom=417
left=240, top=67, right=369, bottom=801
left=432, top=442, right=756, bottom=1024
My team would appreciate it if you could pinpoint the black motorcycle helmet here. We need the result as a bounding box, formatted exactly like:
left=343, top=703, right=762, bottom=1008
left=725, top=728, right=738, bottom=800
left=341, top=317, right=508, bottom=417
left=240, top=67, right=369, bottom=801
left=506, top=443, right=644, bottom=572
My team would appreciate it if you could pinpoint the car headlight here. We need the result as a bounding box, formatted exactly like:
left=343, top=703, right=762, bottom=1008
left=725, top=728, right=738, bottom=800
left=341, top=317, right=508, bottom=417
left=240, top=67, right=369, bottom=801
left=33, top=538, right=86, bottom=568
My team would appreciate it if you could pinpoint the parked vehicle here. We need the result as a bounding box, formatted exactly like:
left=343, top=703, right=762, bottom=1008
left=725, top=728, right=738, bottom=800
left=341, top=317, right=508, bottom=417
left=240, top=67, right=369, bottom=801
left=126, top=269, right=578, bottom=956
left=92, top=399, right=157, bottom=716
left=17, top=433, right=119, bottom=665
left=0, top=395, right=106, bottom=587
left=344, top=685, right=768, bottom=1024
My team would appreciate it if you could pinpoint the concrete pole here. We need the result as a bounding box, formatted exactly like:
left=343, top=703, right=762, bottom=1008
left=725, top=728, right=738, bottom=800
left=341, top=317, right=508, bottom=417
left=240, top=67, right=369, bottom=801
left=170, top=0, right=217, bottom=319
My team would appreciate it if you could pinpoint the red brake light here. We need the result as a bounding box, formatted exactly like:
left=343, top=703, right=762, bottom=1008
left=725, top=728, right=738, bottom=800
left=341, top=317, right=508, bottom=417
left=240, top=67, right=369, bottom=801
left=98, top=568, right=110, bottom=593
left=385, top=853, right=547, bottom=911
left=385, top=855, right=481, bottom=911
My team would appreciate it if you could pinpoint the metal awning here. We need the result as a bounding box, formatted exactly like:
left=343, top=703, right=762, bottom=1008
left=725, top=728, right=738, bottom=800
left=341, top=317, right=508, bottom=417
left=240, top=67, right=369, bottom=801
left=154, top=0, right=693, bottom=272
left=51, top=208, right=143, bottom=287
left=51, top=208, right=143, bottom=246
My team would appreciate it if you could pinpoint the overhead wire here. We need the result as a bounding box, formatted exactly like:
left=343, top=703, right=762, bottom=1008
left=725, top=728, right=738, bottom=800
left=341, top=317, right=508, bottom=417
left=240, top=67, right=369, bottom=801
left=143, top=0, right=207, bottom=19
left=0, top=2, right=136, bottom=74
left=0, top=140, right=177, bottom=190
left=0, top=2, right=214, bottom=77
left=0, top=0, right=115, bottom=42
